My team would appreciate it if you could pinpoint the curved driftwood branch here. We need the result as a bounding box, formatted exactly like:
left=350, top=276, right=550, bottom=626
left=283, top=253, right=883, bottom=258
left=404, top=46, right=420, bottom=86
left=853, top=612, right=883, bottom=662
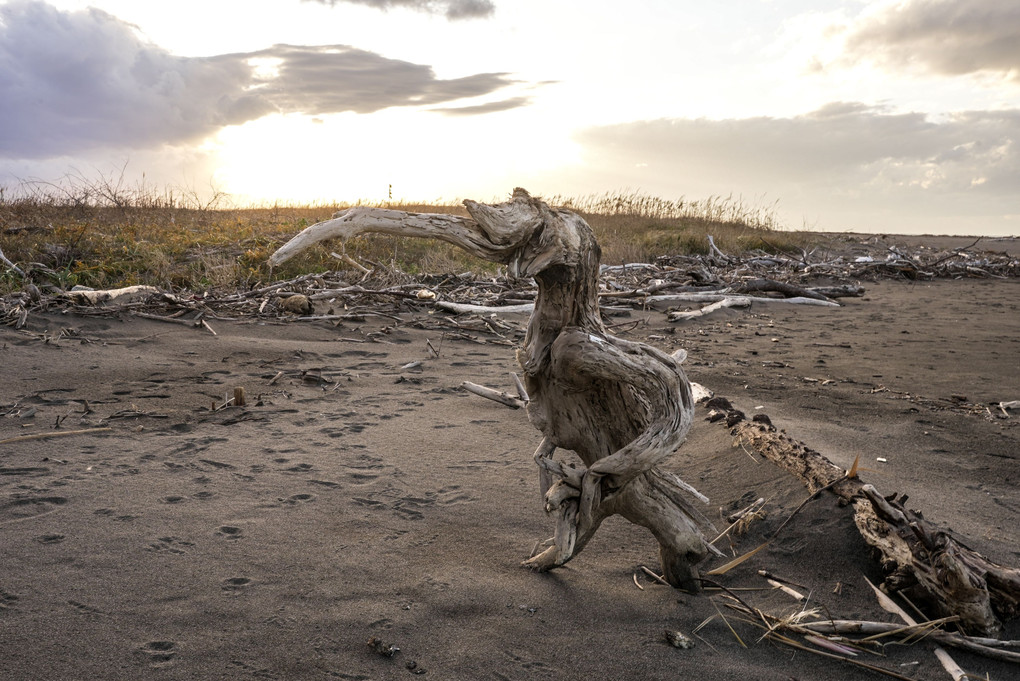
left=270, top=189, right=715, bottom=589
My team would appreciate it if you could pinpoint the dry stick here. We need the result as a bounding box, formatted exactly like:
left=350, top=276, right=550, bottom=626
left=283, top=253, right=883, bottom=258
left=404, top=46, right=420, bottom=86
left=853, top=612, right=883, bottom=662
left=510, top=372, right=530, bottom=402
left=800, top=620, right=1020, bottom=664
left=332, top=251, right=372, bottom=274
left=640, top=565, right=672, bottom=587
left=711, top=497, right=765, bottom=544
left=767, top=632, right=916, bottom=681
left=0, top=427, right=112, bottom=445
left=460, top=381, right=527, bottom=409
left=0, top=245, right=26, bottom=278
left=865, top=577, right=969, bottom=681
left=715, top=591, right=921, bottom=681
left=764, top=578, right=807, bottom=602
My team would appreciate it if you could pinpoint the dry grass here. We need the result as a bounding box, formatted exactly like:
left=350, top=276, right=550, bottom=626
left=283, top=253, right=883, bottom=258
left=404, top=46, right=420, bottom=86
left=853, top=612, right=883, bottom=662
left=0, top=179, right=814, bottom=295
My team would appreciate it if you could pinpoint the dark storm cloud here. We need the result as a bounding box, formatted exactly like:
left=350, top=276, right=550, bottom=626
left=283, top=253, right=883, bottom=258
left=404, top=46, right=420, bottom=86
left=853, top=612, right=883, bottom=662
left=0, top=1, right=519, bottom=159
left=302, top=0, right=495, bottom=20
left=841, top=0, right=1020, bottom=80
left=578, top=103, right=1020, bottom=215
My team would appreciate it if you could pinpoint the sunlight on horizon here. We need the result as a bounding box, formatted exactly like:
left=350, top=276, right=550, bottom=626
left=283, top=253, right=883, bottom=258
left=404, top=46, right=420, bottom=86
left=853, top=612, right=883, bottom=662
left=210, top=107, right=584, bottom=205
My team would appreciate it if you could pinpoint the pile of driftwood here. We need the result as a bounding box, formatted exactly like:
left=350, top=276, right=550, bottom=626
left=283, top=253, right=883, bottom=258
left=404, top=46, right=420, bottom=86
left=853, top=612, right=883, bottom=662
left=2, top=233, right=1017, bottom=332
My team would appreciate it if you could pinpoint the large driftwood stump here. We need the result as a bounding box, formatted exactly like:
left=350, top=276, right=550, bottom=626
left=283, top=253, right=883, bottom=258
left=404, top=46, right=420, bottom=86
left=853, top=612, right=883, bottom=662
left=270, top=189, right=717, bottom=589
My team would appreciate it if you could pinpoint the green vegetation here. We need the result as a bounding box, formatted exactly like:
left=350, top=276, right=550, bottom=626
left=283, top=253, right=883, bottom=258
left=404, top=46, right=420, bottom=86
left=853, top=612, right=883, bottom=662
left=0, top=179, right=812, bottom=295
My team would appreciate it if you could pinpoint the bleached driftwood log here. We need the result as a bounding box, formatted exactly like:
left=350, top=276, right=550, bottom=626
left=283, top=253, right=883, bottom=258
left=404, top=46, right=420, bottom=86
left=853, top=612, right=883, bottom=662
left=64, top=285, right=161, bottom=305
left=665, top=295, right=839, bottom=321
left=271, top=189, right=718, bottom=589
left=729, top=414, right=1020, bottom=637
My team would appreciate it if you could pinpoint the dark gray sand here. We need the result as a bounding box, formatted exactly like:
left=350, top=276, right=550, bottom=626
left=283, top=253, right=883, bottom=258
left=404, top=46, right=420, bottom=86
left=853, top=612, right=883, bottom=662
left=2, top=276, right=1018, bottom=680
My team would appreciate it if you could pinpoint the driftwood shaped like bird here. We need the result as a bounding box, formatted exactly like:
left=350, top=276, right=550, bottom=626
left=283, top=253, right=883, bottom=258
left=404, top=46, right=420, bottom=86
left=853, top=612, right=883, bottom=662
left=270, top=188, right=718, bottom=590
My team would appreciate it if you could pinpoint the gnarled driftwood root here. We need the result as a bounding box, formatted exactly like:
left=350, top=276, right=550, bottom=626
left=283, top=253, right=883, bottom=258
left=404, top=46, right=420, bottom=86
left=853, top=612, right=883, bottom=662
left=270, top=189, right=716, bottom=587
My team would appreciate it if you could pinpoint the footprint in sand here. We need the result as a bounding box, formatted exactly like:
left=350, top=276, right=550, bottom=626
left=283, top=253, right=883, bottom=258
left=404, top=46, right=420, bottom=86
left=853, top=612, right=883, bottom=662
left=197, top=458, right=236, bottom=471
left=436, top=485, right=478, bottom=505
left=140, top=640, right=178, bottom=663
left=0, top=590, right=19, bottom=611
left=308, top=479, right=341, bottom=489
left=215, top=525, right=244, bottom=539
left=285, top=493, right=316, bottom=504
left=221, top=577, right=253, bottom=594
left=146, top=537, right=194, bottom=554
left=0, top=495, right=68, bottom=523
left=345, top=472, right=379, bottom=485
left=34, top=533, right=65, bottom=544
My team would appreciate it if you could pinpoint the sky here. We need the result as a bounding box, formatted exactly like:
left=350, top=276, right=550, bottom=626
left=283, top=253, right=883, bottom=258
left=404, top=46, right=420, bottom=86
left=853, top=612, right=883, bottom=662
left=1, top=0, right=1018, bottom=235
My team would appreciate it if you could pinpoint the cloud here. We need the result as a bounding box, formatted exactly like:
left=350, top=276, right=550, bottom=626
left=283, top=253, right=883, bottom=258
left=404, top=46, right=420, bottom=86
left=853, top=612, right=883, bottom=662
left=839, top=0, right=1020, bottom=80
left=0, top=1, right=519, bottom=159
left=232, top=44, right=516, bottom=115
left=576, top=103, right=1020, bottom=229
left=302, top=0, right=495, bottom=20
left=428, top=96, right=532, bottom=115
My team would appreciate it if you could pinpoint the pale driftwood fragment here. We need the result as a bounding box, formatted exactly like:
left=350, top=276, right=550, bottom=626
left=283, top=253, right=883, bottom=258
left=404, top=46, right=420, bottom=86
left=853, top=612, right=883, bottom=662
left=667, top=297, right=752, bottom=321
left=866, top=577, right=969, bottom=681
left=435, top=301, right=534, bottom=315
left=0, top=245, right=25, bottom=278
left=332, top=251, right=372, bottom=274
left=706, top=234, right=729, bottom=262
left=69, top=285, right=160, bottom=305
left=460, top=381, right=526, bottom=409
left=510, top=372, right=530, bottom=403
left=270, top=189, right=715, bottom=589
left=666, top=294, right=839, bottom=322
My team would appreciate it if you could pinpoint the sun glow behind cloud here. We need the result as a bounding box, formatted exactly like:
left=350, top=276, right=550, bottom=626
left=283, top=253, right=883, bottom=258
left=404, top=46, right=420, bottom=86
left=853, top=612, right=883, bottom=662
left=211, top=105, right=583, bottom=205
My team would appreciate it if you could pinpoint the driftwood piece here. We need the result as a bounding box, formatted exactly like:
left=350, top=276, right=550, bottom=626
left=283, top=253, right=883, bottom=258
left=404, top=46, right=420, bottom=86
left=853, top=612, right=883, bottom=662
left=731, top=417, right=1020, bottom=637
left=666, top=295, right=839, bottom=321
left=0, top=245, right=26, bottom=278
left=271, top=189, right=716, bottom=589
left=67, top=285, right=160, bottom=305
left=435, top=301, right=534, bottom=315
left=667, top=297, right=752, bottom=321
left=732, top=278, right=835, bottom=302
left=460, top=381, right=527, bottom=409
